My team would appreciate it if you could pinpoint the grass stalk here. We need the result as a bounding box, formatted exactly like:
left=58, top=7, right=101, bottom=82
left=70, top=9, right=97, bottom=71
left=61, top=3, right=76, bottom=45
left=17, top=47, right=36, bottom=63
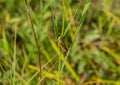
left=61, top=0, right=65, bottom=37
left=13, top=26, right=17, bottom=85
left=24, top=0, right=42, bottom=85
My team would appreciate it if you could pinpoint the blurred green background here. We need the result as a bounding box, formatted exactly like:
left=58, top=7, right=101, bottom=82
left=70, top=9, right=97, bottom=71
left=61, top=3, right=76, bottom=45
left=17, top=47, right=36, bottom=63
left=0, top=0, right=120, bottom=85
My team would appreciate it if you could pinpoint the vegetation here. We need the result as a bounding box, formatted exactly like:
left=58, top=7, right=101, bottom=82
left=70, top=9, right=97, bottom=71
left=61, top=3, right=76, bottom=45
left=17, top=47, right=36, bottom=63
left=0, top=0, right=120, bottom=85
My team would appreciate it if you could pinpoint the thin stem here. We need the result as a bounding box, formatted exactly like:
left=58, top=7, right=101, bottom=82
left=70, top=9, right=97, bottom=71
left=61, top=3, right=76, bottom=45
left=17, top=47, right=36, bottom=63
left=24, top=0, right=42, bottom=85
left=61, top=0, right=65, bottom=37
left=13, top=26, right=16, bottom=85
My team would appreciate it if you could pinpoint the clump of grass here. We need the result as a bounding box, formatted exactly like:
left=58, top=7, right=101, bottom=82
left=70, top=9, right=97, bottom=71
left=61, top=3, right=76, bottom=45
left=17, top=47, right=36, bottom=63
left=0, top=0, right=120, bottom=85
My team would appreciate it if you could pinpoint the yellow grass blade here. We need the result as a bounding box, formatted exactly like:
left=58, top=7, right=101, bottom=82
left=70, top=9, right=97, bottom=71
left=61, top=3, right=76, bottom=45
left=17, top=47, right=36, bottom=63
left=100, top=46, right=120, bottom=65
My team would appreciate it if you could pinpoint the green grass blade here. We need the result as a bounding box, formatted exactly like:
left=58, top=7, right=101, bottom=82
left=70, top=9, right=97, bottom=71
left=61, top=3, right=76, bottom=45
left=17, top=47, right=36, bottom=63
left=60, top=0, right=91, bottom=77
